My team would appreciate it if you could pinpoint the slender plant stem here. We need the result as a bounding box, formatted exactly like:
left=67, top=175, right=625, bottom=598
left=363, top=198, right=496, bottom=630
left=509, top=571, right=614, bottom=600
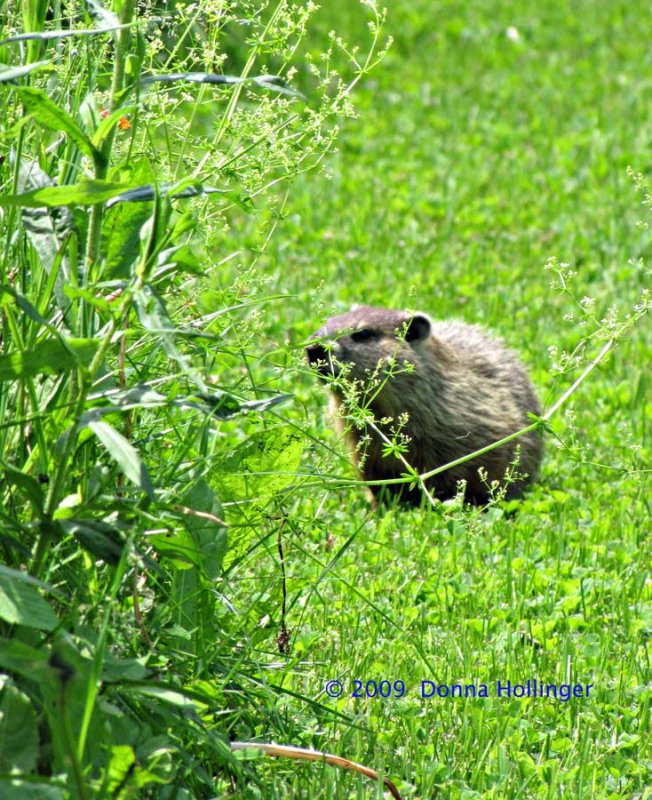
left=542, top=338, right=614, bottom=421
left=59, top=679, right=91, bottom=800
left=329, top=336, right=617, bottom=494
left=84, top=0, right=137, bottom=274
left=76, top=537, right=131, bottom=763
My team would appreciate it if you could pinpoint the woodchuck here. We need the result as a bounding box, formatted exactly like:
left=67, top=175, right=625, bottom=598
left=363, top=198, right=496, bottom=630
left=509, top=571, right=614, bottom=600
left=306, top=306, right=543, bottom=505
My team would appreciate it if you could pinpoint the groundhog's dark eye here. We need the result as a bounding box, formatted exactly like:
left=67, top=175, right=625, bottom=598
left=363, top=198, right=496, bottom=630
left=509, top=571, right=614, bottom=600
left=351, top=329, right=375, bottom=343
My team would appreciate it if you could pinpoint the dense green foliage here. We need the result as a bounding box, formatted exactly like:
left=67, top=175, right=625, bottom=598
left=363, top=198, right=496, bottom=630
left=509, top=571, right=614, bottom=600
left=1, top=0, right=650, bottom=798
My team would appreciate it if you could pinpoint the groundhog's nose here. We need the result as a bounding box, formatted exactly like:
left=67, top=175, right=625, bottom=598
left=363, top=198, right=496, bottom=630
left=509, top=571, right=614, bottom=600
left=306, top=342, right=327, bottom=365
left=306, top=341, right=340, bottom=378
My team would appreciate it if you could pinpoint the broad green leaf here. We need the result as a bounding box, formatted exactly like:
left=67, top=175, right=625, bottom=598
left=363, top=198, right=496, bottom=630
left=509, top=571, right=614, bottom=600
left=150, top=494, right=227, bottom=579
left=0, top=179, right=132, bottom=208
left=0, top=575, right=58, bottom=630
left=149, top=529, right=203, bottom=571
left=156, top=242, right=202, bottom=275
left=124, top=684, right=198, bottom=709
left=106, top=745, right=137, bottom=795
left=0, top=680, right=39, bottom=773
left=0, top=61, right=52, bottom=81
left=214, top=426, right=304, bottom=504
left=1, top=284, right=57, bottom=329
left=106, top=181, right=252, bottom=211
left=197, top=390, right=293, bottom=419
left=0, top=781, right=65, bottom=800
left=84, top=385, right=174, bottom=412
left=251, top=73, right=307, bottom=99
left=1, top=463, right=45, bottom=515
left=16, top=159, right=74, bottom=312
left=87, top=420, right=155, bottom=500
left=140, top=72, right=248, bottom=86
left=133, top=285, right=207, bottom=392
left=11, top=86, right=99, bottom=161
left=63, top=284, right=112, bottom=312
left=0, top=14, right=124, bottom=45
left=101, top=196, right=151, bottom=278
left=0, top=639, right=50, bottom=679
left=183, top=479, right=227, bottom=580
left=0, top=28, right=116, bottom=44
left=107, top=739, right=168, bottom=800
left=0, top=337, right=98, bottom=380
left=102, top=655, right=148, bottom=683
left=139, top=71, right=307, bottom=100
left=0, top=567, right=53, bottom=593
left=81, top=385, right=291, bottom=420
left=60, top=519, right=126, bottom=565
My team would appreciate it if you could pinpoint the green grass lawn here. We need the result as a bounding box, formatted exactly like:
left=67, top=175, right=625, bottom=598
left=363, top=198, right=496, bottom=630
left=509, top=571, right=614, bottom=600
left=1, top=0, right=650, bottom=798
left=222, top=1, right=651, bottom=796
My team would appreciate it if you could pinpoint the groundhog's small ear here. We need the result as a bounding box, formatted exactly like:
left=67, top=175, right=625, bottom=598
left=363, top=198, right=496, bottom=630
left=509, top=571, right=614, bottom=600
left=404, top=313, right=431, bottom=343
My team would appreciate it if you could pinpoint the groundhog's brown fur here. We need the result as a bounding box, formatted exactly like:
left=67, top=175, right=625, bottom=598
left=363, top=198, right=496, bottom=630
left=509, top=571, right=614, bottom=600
left=306, top=306, right=543, bottom=505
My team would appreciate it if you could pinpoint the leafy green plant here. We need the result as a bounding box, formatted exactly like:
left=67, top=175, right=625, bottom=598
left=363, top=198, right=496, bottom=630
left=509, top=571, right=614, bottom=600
left=0, top=0, right=387, bottom=796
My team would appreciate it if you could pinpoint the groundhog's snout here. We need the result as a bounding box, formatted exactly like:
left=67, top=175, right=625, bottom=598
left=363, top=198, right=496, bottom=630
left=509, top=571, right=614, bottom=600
left=306, top=342, right=337, bottom=376
left=306, top=341, right=326, bottom=364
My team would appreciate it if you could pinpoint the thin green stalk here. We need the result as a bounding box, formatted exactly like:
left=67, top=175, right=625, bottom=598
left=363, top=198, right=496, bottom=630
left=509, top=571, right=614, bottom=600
left=197, top=0, right=288, bottom=175
left=417, top=338, right=614, bottom=483
left=40, top=309, right=123, bottom=515
left=418, top=421, right=542, bottom=484
left=1, top=124, right=26, bottom=280
left=541, top=338, right=614, bottom=422
left=2, top=306, right=49, bottom=476
left=31, top=365, right=90, bottom=578
left=33, top=312, right=123, bottom=576
left=311, top=337, right=616, bottom=499
left=76, top=535, right=132, bottom=763
left=59, top=678, right=91, bottom=800
left=84, top=0, right=137, bottom=274
left=367, top=418, right=438, bottom=509
left=41, top=372, right=89, bottom=517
